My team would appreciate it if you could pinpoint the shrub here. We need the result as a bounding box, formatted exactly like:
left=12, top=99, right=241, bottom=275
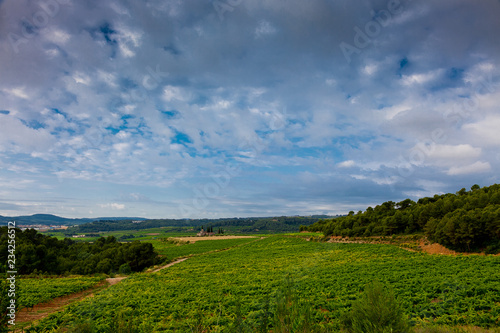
left=341, top=281, right=410, bottom=333
left=119, top=263, right=132, bottom=275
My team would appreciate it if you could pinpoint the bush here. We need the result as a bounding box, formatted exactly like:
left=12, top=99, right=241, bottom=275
left=119, top=263, right=132, bottom=275
left=272, top=276, right=320, bottom=333
left=341, top=281, right=410, bottom=333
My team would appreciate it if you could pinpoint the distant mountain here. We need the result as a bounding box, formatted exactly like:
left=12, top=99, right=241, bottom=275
left=0, top=214, right=146, bottom=226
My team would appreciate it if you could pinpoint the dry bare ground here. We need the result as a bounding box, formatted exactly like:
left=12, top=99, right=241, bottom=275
left=171, top=235, right=257, bottom=242
left=152, top=257, right=188, bottom=273
left=106, top=276, right=128, bottom=285
left=418, top=239, right=460, bottom=255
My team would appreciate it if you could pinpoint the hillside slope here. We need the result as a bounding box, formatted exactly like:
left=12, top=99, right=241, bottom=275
left=306, top=184, right=500, bottom=253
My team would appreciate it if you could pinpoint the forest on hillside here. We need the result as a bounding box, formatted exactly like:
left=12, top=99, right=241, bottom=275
left=0, top=228, right=159, bottom=275
left=305, top=184, right=500, bottom=253
left=65, top=216, right=327, bottom=234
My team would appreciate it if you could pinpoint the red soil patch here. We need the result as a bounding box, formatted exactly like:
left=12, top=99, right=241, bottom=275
left=419, top=240, right=458, bottom=255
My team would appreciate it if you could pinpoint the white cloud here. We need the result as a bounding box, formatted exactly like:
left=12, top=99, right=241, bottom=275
left=402, top=72, right=437, bottom=86
left=72, top=72, right=91, bottom=85
left=463, top=116, right=500, bottom=146
left=424, top=144, right=482, bottom=167
left=255, top=20, right=277, bottom=38
left=383, top=103, right=411, bottom=120
left=5, top=87, right=29, bottom=99
left=163, top=85, right=187, bottom=102
left=44, top=28, right=71, bottom=44
left=447, top=161, right=491, bottom=175
left=362, top=64, right=378, bottom=76
left=338, top=160, right=355, bottom=168
left=116, top=25, right=143, bottom=58
left=99, top=203, right=126, bottom=210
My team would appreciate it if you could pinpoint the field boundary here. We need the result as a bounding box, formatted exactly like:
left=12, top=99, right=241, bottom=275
left=152, top=257, right=188, bottom=273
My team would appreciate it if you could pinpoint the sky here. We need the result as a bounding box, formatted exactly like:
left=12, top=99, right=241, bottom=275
left=0, top=0, right=500, bottom=219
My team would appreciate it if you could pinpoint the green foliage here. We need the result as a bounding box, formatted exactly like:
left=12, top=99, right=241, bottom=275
left=0, top=228, right=160, bottom=275
left=272, top=276, right=320, bottom=333
left=0, top=276, right=10, bottom=333
left=119, top=263, right=132, bottom=275
left=17, top=276, right=104, bottom=310
left=341, top=281, right=410, bottom=333
left=306, top=184, right=500, bottom=253
left=63, top=321, right=96, bottom=333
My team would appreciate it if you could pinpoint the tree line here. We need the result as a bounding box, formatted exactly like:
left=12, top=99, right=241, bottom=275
left=64, top=216, right=327, bottom=234
left=304, top=184, right=500, bottom=253
left=0, top=228, right=160, bottom=275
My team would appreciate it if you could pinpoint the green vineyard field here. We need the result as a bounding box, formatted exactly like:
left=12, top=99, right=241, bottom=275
left=17, top=276, right=104, bottom=310
left=28, top=236, right=500, bottom=332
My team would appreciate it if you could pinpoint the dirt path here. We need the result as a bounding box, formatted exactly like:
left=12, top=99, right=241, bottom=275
left=14, top=280, right=108, bottom=329
left=106, top=276, right=128, bottom=285
left=152, top=257, right=188, bottom=272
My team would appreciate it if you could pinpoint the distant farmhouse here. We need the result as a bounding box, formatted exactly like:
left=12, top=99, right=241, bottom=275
left=197, top=226, right=223, bottom=237
left=197, top=226, right=214, bottom=237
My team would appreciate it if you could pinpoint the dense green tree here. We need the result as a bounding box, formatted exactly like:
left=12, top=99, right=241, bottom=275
left=305, top=184, right=500, bottom=253
left=0, top=228, right=161, bottom=275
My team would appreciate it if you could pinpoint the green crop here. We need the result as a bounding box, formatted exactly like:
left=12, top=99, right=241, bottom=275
left=17, top=276, right=104, bottom=310
left=28, top=236, right=500, bottom=332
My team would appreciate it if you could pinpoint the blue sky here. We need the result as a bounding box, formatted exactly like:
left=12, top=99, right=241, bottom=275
left=0, top=0, right=500, bottom=218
